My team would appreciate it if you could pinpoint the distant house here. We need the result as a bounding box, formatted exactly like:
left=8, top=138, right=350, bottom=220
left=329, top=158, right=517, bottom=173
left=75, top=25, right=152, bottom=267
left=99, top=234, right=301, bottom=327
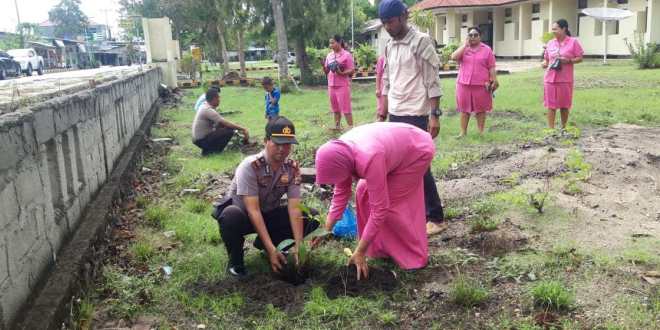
left=38, top=20, right=111, bottom=42
left=415, top=0, right=660, bottom=57
left=363, top=19, right=390, bottom=56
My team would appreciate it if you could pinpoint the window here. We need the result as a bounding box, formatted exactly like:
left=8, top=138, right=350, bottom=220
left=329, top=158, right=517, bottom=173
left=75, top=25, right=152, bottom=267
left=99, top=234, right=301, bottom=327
left=617, top=0, right=628, bottom=4
left=577, top=13, right=586, bottom=36
left=578, top=0, right=588, bottom=9
left=615, top=21, right=620, bottom=34
left=532, top=4, right=540, bottom=13
left=505, top=8, right=512, bottom=24
left=462, top=14, right=468, bottom=23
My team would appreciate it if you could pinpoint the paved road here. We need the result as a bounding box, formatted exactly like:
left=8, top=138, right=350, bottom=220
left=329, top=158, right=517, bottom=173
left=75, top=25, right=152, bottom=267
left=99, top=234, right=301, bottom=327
left=0, top=66, right=146, bottom=113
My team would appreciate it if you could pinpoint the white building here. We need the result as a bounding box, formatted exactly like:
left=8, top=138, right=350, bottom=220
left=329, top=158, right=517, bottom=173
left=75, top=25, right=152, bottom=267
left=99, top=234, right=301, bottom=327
left=415, top=0, right=660, bottom=57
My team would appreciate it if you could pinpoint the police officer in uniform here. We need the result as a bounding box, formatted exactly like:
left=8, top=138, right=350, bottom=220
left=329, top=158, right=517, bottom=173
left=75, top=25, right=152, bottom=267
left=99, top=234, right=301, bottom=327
left=215, top=117, right=319, bottom=278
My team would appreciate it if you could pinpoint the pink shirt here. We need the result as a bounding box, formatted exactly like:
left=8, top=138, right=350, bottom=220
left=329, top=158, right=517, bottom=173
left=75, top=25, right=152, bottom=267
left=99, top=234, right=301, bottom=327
left=325, top=49, right=355, bottom=87
left=326, top=122, right=436, bottom=244
left=457, top=43, right=496, bottom=86
left=544, top=36, right=584, bottom=83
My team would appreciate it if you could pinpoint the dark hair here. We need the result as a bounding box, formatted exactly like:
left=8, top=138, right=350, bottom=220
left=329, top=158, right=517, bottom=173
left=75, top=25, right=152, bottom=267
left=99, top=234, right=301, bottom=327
left=332, top=35, right=346, bottom=49
left=262, top=76, right=273, bottom=85
left=555, top=19, right=571, bottom=37
left=205, top=87, right=220, bottom=103
left=467, top=26, right=481, bottom=35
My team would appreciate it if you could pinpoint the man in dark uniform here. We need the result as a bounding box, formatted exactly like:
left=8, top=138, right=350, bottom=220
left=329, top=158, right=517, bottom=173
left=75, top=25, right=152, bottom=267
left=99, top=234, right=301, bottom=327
left=215, top=117, right=318, bottom=278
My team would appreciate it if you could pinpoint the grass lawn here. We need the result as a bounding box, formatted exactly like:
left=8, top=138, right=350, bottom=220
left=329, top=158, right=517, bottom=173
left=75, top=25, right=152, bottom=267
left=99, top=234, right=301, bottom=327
left=77, top=60, right=660, bottom=329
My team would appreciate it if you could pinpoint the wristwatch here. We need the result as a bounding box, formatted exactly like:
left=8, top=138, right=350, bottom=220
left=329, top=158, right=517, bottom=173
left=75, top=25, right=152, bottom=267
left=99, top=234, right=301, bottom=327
left=431, top=108, right=443, bottom=117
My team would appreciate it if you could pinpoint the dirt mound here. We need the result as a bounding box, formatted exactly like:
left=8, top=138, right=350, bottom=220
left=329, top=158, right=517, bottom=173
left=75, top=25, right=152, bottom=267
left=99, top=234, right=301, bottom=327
left=190, top=274, right=307, bottom=313
left=551, top=124, right=660, bottom=250
left=439, top=124, right=660, bottom=251
left=461, top=220, right=529, bottom=256
left=324, top=266, right=399, bottom=298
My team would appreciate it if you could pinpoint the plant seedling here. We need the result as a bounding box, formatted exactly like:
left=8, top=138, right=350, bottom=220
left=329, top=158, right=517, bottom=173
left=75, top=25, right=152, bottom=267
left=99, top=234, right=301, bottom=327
left=274, top=204, right=331, bottom=284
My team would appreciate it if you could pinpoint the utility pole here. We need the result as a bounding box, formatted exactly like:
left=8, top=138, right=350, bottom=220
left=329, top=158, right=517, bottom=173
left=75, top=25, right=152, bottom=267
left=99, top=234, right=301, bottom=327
left=14, top=0, right=24, bottom=47
left=351, top=0, right=354, bottom=49
left=101, top=8, right=112, bottom=40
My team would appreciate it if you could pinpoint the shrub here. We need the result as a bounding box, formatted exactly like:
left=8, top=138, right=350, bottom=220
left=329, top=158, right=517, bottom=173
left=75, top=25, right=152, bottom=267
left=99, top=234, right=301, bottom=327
left=625, top=33, right=660, bottom=69
left=353, top=43, right=377, bottom=69
left=530, top=280, right=574, bottom=310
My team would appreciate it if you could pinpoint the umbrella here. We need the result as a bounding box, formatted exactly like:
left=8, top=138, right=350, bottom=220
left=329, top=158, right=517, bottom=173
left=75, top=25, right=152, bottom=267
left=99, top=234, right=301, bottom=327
left=581, top=7, right=634, bottom=64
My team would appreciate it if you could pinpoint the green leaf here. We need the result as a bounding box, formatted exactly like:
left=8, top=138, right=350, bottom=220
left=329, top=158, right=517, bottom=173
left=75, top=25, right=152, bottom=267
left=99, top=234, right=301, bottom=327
left=297, top=203, right=311, bottom=215
left=307, top=227, right=330, bottom=238
left=277, top=239, right=295, bottom=252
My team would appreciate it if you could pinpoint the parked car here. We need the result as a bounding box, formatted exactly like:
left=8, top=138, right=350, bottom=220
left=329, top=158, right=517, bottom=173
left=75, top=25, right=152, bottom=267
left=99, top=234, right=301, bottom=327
left=0, top=51, right=22, bottom=80
left=7, top=48, right=44, bottom=76
left=273, top=51, right=296, bottom=64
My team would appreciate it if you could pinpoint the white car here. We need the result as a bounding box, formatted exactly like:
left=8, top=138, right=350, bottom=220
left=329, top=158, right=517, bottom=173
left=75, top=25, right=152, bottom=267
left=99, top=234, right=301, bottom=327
left=273, top=51, right=296, bottom=64
left=7, top=48, right=44, bottom=76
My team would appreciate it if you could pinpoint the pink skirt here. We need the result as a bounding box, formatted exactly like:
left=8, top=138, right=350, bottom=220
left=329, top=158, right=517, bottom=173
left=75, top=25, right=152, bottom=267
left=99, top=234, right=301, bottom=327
left=456, top=83, right=493, bottom=113
left=544, top=82, right=574, bottom=109
left=328, top=86, right=352, bottom=114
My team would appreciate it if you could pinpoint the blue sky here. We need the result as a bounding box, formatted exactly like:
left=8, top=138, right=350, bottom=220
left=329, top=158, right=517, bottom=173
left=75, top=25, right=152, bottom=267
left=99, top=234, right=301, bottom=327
left=0, top=0, right=121, bottom=36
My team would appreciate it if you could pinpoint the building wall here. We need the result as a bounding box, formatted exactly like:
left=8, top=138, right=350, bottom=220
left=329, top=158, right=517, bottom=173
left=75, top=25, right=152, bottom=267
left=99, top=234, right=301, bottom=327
left=0, top=68, right=162, bottom=329
left=427, top=0, right=656, bottom=57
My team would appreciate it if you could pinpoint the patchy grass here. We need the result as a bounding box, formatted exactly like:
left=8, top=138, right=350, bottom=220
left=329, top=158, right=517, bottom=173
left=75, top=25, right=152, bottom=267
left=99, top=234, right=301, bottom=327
left=470, top=216, right=500, bottom=233
left=449, top=276, right=490, bottom=307
left=530, top=280, right=575, bottom=311
left=81, top=60, right=660, bottom=328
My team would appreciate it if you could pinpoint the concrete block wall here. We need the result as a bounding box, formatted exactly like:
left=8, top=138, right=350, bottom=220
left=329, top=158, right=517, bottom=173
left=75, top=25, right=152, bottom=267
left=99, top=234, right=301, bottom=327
left=0, top=68, right=162, bottom=329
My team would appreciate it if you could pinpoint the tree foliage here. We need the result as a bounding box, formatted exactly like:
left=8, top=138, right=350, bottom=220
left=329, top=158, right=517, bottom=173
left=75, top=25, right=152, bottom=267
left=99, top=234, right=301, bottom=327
left=48, top=0, right=89, bottom=39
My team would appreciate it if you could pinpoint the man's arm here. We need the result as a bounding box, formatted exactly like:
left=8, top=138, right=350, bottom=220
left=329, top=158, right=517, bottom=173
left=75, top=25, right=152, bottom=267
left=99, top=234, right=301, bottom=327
left=286, top=198, right=304, bottom=245
left=419, top=37, right=442, bottom=139
left=244, top=196, right=286, bottom=272
left=379, top=47, right=390, bottom=121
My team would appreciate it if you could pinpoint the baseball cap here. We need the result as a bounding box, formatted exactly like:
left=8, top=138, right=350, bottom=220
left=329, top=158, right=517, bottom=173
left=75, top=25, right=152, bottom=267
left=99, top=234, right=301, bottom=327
left=266, top=116, right=298, bottom=145
left=379, top=0, right=407, bottom=20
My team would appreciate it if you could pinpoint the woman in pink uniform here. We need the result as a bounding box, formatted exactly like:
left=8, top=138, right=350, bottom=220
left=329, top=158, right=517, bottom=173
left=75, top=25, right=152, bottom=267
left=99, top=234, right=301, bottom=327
left=315, top=122, right=435, bottom=280
left=375, top=55, right=387, bottom=121
left=451, top=26, right=498, bottom=137
left=542, top=19, right=583, bottom=129
left=322, top=35, right=355, bottom=130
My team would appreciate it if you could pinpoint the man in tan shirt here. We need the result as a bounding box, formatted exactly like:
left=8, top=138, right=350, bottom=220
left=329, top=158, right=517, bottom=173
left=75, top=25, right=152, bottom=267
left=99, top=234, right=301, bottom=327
left=379, top=0, right=446, bottom=235
left=192, top=88, right=249, bottom=156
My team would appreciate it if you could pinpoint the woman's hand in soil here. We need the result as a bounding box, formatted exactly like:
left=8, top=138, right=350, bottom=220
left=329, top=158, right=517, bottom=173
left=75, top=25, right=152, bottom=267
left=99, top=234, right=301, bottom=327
left=268, top=250, right=287, bottom=273
left=348, top=251, right=369, bottom=280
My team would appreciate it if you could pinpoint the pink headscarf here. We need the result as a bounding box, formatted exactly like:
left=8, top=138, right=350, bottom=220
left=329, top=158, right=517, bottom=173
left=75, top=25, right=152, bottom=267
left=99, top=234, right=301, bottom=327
left=315, top=140, right=355, bottom=185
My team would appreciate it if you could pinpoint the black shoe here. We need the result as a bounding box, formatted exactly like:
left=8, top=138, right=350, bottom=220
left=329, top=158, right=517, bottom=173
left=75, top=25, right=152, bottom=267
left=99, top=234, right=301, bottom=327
left=227, top=264, right=248, bottom=279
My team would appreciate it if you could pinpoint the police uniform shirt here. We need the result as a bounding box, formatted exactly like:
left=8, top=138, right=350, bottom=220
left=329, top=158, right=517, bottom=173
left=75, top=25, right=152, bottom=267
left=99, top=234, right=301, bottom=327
left=229, top=151, right=302, bottom=213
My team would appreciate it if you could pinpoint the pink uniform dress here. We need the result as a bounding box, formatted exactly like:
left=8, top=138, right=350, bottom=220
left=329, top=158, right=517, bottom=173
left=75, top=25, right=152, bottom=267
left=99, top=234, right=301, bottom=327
left=543, top=36, right=584, bottom=109
left=325, top=49, right=355, bottom=114
left=455, top=42, right=496, bottom=113
left=375, top=56, right=387, bottom=117
left=315, top=122, right=435, bottom=269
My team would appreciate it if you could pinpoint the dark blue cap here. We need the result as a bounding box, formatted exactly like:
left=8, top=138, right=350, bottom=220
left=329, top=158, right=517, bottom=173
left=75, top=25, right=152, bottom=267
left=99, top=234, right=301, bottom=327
left=379, top=0, right=407, bottom=19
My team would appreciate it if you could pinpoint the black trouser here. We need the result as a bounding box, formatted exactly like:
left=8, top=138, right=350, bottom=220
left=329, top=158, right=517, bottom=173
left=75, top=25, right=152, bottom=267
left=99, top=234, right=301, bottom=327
left=218, top=205, right=320, bottom=268
left=389, top=114, right=444, bottom=222
left=193, top=127, right=235, bottom=156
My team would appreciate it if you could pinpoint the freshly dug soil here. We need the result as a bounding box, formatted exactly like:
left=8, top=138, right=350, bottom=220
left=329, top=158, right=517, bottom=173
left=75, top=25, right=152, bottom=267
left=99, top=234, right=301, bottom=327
left=324, top=265, right=399, bottom=298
